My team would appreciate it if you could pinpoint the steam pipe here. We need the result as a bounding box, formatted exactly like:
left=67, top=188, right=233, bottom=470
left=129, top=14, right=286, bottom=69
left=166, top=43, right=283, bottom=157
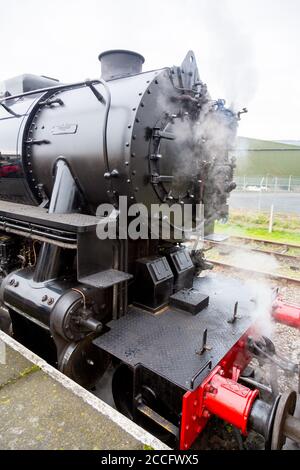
left=272, top=299, right=300, bottom=329
left=33, top=160, right=78, bottom=283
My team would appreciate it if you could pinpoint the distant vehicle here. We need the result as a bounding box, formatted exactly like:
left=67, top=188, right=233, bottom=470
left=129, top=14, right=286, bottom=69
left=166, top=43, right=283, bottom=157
left=0, top=162, right=21, bottom=177
left=246, top=185, right=268, bottom=192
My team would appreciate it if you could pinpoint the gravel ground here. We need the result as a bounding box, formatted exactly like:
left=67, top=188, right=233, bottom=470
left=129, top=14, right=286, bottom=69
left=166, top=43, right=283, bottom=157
left=191, top=265, right=300, bottom=450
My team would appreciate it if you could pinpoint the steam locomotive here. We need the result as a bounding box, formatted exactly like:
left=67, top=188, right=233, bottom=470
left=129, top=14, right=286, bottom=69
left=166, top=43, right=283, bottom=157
left=0, top=50, right=299, bottom=450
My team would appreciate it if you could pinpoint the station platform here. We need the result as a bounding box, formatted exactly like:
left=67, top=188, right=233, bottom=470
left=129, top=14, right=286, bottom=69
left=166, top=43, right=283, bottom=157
left=0, top=331, right=168, bottom=450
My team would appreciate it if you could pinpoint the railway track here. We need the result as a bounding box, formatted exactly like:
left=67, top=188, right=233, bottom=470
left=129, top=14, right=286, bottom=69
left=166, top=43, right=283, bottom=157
left=205, top=234, right=300, bottom=254
left=204, top=240, right=300, bottom=262
left=203, top=235, right=300, bottom=285
left=205, top=259, right=300, bottom=286
left=226, top=235, right=300, bottom=250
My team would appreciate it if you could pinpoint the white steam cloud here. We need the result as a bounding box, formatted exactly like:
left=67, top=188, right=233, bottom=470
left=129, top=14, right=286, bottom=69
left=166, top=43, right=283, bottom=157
left=230, top=250, right=279, bottom=337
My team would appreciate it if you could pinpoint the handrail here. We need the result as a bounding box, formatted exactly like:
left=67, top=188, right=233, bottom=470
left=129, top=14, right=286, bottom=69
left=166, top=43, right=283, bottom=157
left=0, top=79, right=103, bottom=103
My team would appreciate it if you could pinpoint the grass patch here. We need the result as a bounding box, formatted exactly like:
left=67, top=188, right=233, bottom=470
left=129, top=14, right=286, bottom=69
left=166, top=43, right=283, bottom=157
left=215, top=209, right=300, bottom=245
left=19, top=364, right=40, bottom=378
left=0, top=364, right=40, bottom=391
left=143, top=444, right=154, bottom=451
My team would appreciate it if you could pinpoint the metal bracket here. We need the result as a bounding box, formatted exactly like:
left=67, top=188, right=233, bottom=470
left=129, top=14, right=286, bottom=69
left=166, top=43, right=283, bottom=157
left=25, top=139, right=50, bottom=145
left=153, top=129, right=175, bottom=140
left=151, top=174, right=173, bottom=184
left=136, top=402, right=179, bottom=438
left=150, top=153, right=162, bottom=161
left=39, top=98, right=64, bottom=107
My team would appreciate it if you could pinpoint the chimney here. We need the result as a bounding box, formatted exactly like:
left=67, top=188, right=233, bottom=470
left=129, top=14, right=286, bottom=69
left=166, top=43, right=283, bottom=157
left=98, top=49, right=145, bottom=81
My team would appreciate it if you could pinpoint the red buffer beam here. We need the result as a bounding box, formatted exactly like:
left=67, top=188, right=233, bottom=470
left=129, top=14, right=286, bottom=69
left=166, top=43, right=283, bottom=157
left=179, top=333, right=258, bottom=450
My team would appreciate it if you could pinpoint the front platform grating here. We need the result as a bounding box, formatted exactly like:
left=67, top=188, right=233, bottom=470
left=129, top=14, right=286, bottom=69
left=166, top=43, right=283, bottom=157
left=94, top=274, right=257, bottom=391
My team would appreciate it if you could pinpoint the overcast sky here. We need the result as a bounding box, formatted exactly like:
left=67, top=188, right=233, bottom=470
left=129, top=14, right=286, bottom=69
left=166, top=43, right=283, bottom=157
left=1, top=0, right=299, bottom=141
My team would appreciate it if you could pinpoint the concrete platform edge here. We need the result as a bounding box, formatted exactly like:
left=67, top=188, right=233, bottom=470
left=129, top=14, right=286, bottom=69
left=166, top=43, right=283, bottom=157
left=0, top=330, right=170, bottom=450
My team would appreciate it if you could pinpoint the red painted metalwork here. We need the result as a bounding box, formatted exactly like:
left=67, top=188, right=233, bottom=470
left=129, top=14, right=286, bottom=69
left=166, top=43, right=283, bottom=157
left=272, top=298, right=300, bottom=329
left=179, top=332, right=258, bottom=450
left=204, top=372, right=258, bottom=434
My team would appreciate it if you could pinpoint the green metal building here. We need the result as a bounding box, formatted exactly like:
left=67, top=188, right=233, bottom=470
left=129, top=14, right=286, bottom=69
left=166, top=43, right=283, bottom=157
left=232, top=137, right=300, bottom=190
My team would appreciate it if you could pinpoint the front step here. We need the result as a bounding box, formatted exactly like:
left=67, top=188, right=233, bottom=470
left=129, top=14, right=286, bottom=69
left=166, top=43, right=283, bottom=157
left=79, top=269, right=132, bottom=289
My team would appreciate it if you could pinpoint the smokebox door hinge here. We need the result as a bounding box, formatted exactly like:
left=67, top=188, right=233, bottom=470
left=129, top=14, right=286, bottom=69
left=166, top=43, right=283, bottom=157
left=151, top=174, right=173, bottom=184
left=152, top=128, right=175, bottom=140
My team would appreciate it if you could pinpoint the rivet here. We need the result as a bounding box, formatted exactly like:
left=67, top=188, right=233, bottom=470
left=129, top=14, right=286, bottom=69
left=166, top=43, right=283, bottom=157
left=14, top=281, right=19, bottom=287
left=141, top=102, right=145, bottom=107
left=47, top=297, right=54, bottom=305
left=125, top=161, right=129, bottom=166
left=139, top=92, right=142, bottom=96
left=132, top=170, right=136, bottom=175
left=127, top=179, right=131, bottom=183
left=135, top=118, right=140, bottom=123
left=131, top=153, right=136, bottom=157
left=125, top=142, right=130, bottom=147
left=128, top=125, right=132, bottom=129
left=42, top=295, right=48, bottom=302
left=132, top=107, right=136, bottom=111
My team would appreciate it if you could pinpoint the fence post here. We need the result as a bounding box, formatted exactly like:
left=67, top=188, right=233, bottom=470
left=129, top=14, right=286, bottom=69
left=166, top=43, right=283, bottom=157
left=268, top=204, right=274, bottom=233
left=288, top=175, right=292, bottom=192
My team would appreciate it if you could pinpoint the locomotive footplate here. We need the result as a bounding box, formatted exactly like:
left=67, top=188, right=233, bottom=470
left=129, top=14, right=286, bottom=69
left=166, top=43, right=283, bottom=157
left=94, top=273, right=255, bottom=391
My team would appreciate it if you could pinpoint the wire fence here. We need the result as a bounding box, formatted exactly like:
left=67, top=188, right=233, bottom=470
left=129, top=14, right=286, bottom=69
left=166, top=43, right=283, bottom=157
left=235, top=175, right=300, bottom=192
